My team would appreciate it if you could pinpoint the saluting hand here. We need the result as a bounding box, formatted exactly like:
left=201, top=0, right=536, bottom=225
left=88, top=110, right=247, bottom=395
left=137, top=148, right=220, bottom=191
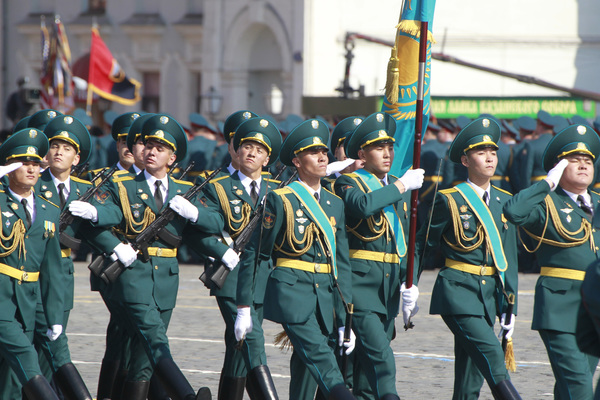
left=0, top=162, right=22, bottom=179
left=545, top=158, right=569, bottom=191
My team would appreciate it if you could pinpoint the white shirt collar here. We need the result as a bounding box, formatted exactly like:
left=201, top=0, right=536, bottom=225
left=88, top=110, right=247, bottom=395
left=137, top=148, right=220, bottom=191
left=227, top=163, right=237, bottom=175
left=237, top=170, right=262, bottom=197
left=298, top=178, right=321, bottom=201
left=466, top=179, right=490, bottom=204
left=8, top=188, right=35, bottom=222
left=562, top=188, right=591, bottom=207
left=132, top=164, right=142, bottom=175
left=144, top=170, right=169, bottom=200
left=49, top=170, right=70, bottom=195
left=116, top=161, right=128, bottom=171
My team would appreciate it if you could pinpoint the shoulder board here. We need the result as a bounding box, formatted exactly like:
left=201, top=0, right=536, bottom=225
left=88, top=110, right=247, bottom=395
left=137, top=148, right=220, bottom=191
left=591, top=190, right=600, bottom=196
left=210, top=175, right=229, bottom=183
left=90, top=168, right=104, bottom=174
left=114, top=170, right=129, bottom=176
left=274, top=187, right=292, bottom=196
left=264, top=178, right=280, bottom=184
left=113, top=176, right=134, bottom=183
left=344, top=172, right=358, bottom=178
left=261, top=171, right=272, bottom=176
left=322, top=187, right=342, bottom=200
left=38, top=195, right=59, bottom=208
left=172, top=179, right=193, bottom=186
left=0, top=190, right=4, bottom=193
left=389, top=174, right=399, bottom=180
left=439, top=188, right=457, bottom=195
left=492, top=185, right=513, bottom=196
left=70, top=176, right=92, bottom=185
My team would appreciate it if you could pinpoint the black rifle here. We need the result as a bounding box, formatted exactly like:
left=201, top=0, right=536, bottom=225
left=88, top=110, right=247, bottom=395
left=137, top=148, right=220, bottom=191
left=200, top=167, right=297, bottom=289
left=501, top=293, right=515, bottom=352
left=95, top=166, right=223, bottom=284
left=167, top=162, right=180, bottom=176
left=59, top=164, right=119, bottom=251
left=175, top=161, right=195, bottom=181
left=71, top=161, right=89, bottom=178
left=341, top=303, right=354, bottom=380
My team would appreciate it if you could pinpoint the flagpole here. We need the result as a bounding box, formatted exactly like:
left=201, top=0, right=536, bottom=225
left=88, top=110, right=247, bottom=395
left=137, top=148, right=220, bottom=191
left=405, top=21, right=428, bottom=289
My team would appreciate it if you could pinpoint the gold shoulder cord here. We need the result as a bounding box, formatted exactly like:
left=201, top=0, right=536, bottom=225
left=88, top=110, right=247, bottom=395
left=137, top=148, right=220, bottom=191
left=116, top=181, right=155, bottom=237
left=344, top=175, right=389, bottom=242
left=522, top=195, right=593, bottom=252
left=0, top=217, right=26, bottom=260
left=214, top=181, right=251, bottom=239
left=273, top=193, right=318, bottom=257
left=441, top=191, right=485, bottom=252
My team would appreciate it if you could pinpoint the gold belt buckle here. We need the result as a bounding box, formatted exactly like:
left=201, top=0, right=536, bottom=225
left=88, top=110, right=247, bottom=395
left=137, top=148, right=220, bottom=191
left=383, top=253, right=392, bottom=263
left=21, top=272, right=28, bottom=281
left=156, top=248, right=163, bottom=257
left=480, top=266, right=487, bottom=276
left=314, top=264, right=321, bottom=273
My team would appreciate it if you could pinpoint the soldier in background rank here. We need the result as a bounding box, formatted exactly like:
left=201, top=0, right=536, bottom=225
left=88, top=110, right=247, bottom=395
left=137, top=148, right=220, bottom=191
left=504, top=124, right=600, bottom=399
left=416, top=118, right=521, bottom=399
left=335, top=112, right=424, bottom=400
left=521, top=110, right=555, bottom=189
left=236, top=119, right=355, bottom=399
left=321, top=116, right=364, bottom=193
left=0, top=129, right=64, bottom=399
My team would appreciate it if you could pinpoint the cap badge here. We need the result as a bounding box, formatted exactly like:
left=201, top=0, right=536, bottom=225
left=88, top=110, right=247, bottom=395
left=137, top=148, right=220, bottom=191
left=260, top=119, right=269, bottom=128
left=483, top=135, right=492, bottom=142
left=311, top=120, right=319, bottom=129
left=354, top=118, right=363, bottom=126
left=160, top=116, right=169, bottom=124
left=313, top=137, right=323, bottom=144
left=378, top=130, right=387, bottom=138
left=376, top=113, right=384, bottom=122
left=482, top=119, right=490, bottom=127
left=577, top=142, right=588, bottom=151
left=132, top=113, right=140, bottom=120
left=64, top=116, right=73, bottom=124
left=577, top=125, right=587, bottom=135
left=48, top=111, right=57, bottom=119
left=58, top=131, right=70, bottom=138
left=28, top=129, right=37, bottom=138
left=255, top=133, right=264, bottom=141
left=155, top=130, right=165, bottom=138
left=26, top=146, right=37, bottom=155
left=243, top=111, right=252, bottom=120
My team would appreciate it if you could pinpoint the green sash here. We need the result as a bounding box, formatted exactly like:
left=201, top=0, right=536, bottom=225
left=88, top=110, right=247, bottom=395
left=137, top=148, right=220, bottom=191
left=286, top=181, right=338, bottom=278
left=454, top=182, right=507, bottom=284
left=353, top=169, right=407, bottom=257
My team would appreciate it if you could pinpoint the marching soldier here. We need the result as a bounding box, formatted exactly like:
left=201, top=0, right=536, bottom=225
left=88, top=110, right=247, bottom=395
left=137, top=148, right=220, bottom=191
left=321, top=116, right=364, bottom=193
left=504, top=124, right=600, bottom=399
left=416, top=118, right=521, bottom=399
left=197, top=117, right=282, bottom=399
left=334, top=112, right=424, bottom=400
left=69, top=114, right=222, bottom=400
left=0, top=129, right=63, bottom=399
left=235, top=119, right=355, bottom=399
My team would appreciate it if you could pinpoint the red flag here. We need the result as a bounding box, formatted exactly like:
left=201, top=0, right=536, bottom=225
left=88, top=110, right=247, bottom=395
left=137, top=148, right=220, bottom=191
left=88, top=27, right=141, bottom=106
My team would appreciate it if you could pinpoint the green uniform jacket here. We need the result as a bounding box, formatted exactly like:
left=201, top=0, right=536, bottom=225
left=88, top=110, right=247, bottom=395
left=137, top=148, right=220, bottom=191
left=92, top=172, right=224, bottom=309
left=334, top=172, right=410, bottom=319
left=492, top=141, right=514, bottom=193
left=503, top=180, right=600, bottom=333
left=237, top=185, right=351, bottom=331
left=521, top=133, right=552, bottom=189
left=418, top=185, right=518, bottom=323
left=0, top=189, right=64, bottom=329
left=419, top=140, right=450, bottom=203
left=199, top=171, right=280, bottom=302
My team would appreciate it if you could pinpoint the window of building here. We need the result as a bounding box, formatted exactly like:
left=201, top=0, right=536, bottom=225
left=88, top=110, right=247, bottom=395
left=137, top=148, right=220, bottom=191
left=142, top=72, right=160, bottom=113
left=88, top=0, right=106, bottom=14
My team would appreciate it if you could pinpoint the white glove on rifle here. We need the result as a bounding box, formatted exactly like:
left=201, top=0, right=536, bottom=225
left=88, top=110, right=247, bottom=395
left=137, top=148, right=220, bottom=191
left=337, top=326, right=356, bottom=355
left=222, top=248, right=240, bottom=271
left=0, top=162, right=22, bottom=179
left=235, top=307, right=253, bottom=342
left=113, top=243, right=138, bottom=268
left=498, top=313, right=516, bottom=340
left=46, top=324, right=63, bottom=341
left=169, top=195, right=199, bottom=222
left=401, top=283, right=420, bottom=327
left=68, top=201, right=98, bottom=222
left=545, top=159, right=569, bottom=191
left=398, top=169, right=425, bottom=192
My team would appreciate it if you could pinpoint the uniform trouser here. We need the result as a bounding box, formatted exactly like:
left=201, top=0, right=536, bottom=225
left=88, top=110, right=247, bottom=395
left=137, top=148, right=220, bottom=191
left=0, top=319, right=43, bottom=399
left=216, top=296, right=267, bottom=378
left=100, top=289, right=133, bottom=372
left=35, top=308, right=71, bottom=381
left=442, top=315, right=509, bottom=400
left=120, top=301, right=174, bottom=382
left=539, top=329, right=598, bottom=400
left=283, top=312, right=345, bottom=398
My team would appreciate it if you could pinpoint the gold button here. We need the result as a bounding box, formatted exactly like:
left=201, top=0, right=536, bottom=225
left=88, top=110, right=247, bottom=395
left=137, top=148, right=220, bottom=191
left=315, top=283, right=319, bottom=288
left=482, top=280, right=486, bottom=285
left=314, top=264, right=321, bottom=273
left=20, top=266, right=24, bottom=270
left=317, top=253, right=321, bottom=257
left=596, top=247, right=599, bottom=251
left=17, top=281, right=21, bottom=285
left=154, top=265, right=158, bottom=270
left=386, top=273, right=390, bottom=278
left=25, top=235, right=28, bottom=239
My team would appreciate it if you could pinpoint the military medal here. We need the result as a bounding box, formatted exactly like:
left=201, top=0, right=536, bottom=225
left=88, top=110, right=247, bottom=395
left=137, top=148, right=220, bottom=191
left=236, top=189, right=244, bottom=196
left=43, top=231, right=48, bottom=238
left=566, top=215, right=572, bottom=223
left=234, top=206, right=241, bottom=214
left=298, top=225, right=305, bottom=234
left=296, top=209, right=303, bottom=217
left=460, top=205, right=468, bottom=213
left=11, top=203, right=18, bottom=210
left=141, top=193, right=148, bottom=200
left=45, top=191, right=52, bottom=198
left=501, top=214, right=508, bottom=230
left=133, top=210, right=140, bottom=218
left=330, top=216, right=336, bottom=227
left=5, top=220, right=10, bottom=227
left=404, top=202, right=408, bottom=219
left=463, top=221, right=470, bottom=229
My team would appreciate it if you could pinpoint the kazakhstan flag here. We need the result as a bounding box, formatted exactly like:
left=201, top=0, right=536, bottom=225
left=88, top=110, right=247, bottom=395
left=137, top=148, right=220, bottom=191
left=383, top=0, right=436, bottom=177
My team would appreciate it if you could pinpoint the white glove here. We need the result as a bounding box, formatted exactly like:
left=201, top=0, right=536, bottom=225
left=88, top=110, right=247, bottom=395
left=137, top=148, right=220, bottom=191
left=235, top=307, right=253, bottom=342
left=400, top=283, right=420, bottom=327
left=0, top=162, right=23, bottom=179
left=398, top=168, right=425, bottom=192
left=326, top=159, right=356, bottom=176
left=499, top=313, right=516, bottom=340
left=68, top=200, right=98, bottom=222
left=113, top=243, right=138, bottom=267
left=546, top=159, right=569, bottom=191
left=46, top=324, right=63, bottom=341
left=169, top=195, right=199, bottom=222
left=222, top=248, right=240, bottom=271
left=337, top=326, right=356, bottom=355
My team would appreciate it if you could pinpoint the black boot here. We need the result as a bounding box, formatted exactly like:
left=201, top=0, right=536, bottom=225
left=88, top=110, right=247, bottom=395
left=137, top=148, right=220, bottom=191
left=53, top=362, right=93, bottom=400
left=111, top=368, right=128, bottom=400
left=327, top=384, right=356, bottom=400
left=246, top=365, right=278, bottom=400
left=121, top=380, right=150, bottom=400
left=218, top=376, right=245, bottom=400
left=96, top=358, right=120, bottom=400
left=155, top=357, right=211, bottom=400
left=491, top=380, right=522, bottom=400
left=148, top=373, right=172, bottom=400
left=22, top=375, right=60, bottom=400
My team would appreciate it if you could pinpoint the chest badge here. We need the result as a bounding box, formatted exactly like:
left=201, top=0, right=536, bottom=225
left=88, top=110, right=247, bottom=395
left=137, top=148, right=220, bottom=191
left=298, top=225, right=305, bottom=234
left=296, top=209, right=303, bottom=217
left=45, top=191, right=52, bottom=199
left=460, top=205, right=468, bottom=213
left=141, top=193, right=148, bottom=200
left=236, top=189, right=244, bottom=196
left=11, top=203, right=18, bottom=210
left=566, top=215, right=572, bottom=223
left=463, top=221, right=470, bottom=230
left=2, top=211, right=13, bottom=218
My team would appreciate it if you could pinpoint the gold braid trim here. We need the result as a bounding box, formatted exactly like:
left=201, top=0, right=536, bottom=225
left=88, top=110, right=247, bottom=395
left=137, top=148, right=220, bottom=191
left=0, top=219, right=26, bottom=259
left=274, top=194, right=318, bottom=257
left=522, top=195, right=593, bottom=251
left=345, top=174, right=390, bottom=242
left=117, top=181, right=155, bottom=236
left=442, top=191, right=485, bottom=252
left=214, top=181, right=251, bottom=239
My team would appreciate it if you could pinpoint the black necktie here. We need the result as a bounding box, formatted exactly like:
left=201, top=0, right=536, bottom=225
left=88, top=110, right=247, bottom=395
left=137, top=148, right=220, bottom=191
left=314, top=192, right=320, bottom=203
left=250, top=181, right=259, bottom=206
left=21, top=199, right=31, bottom=229
left=578, top=195, right=593, bottom=217
left=380, top=179, right=386, bottom=187
left=58, top=183, right=66, bottom=209
left=154, top=181, right=163, bottom=210
left=482, top=191, right=489, bottom=206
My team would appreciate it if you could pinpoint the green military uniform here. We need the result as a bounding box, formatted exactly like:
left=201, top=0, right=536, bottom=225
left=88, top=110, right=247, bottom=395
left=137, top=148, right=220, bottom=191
left=479, top=114, right=513, bottom=193
left=334, top=112, right=411, bottom=399
left=579, top=259, right=600, bottom=399
left=91, top=114, right=222, bottom=400
left=521, top=111, right=555, bottom=189
left=237, top=119, right=354, bottom=399
left=504, top=123, right=600, bottom=399
left=321, top=116, right=363, bottom=193
left=417, top=118, right=520, bottom=399
left=0, top=128, right=64, bottom=400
